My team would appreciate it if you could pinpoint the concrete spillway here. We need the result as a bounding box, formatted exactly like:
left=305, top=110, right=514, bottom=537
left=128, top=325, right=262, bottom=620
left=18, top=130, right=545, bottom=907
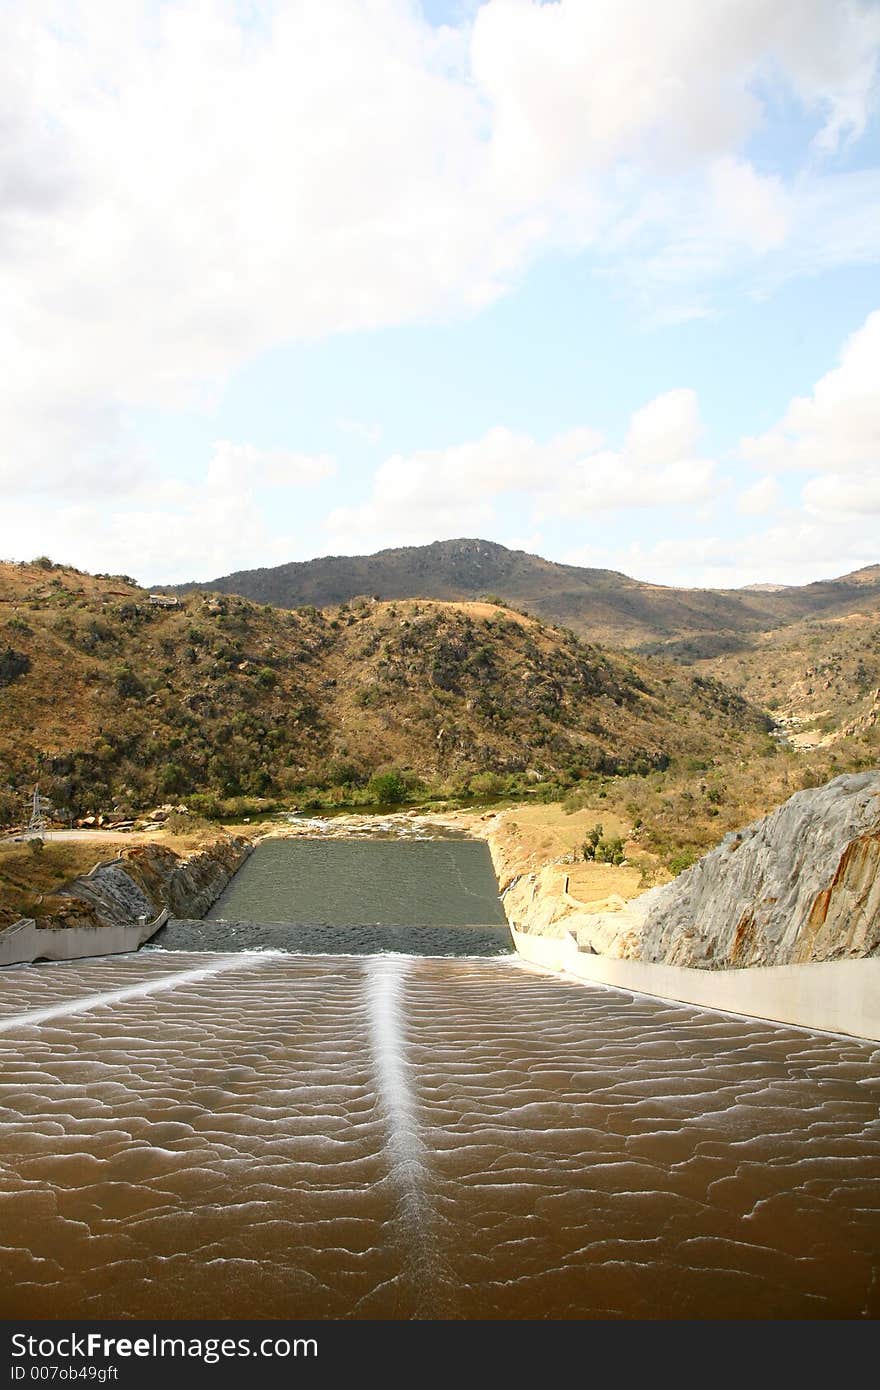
left=1, top=951, right=878, bottom=1319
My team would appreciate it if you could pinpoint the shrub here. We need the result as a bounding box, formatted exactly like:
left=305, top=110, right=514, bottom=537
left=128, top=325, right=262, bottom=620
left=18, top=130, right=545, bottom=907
left=595, top=835, right=625, bottom=865
left=667, top=848, right=699, bottom=876
left=114, top=665, right=146, bottom=700
left=581, top=824, right=603, bottom=860
left=468, top=771, right=506, bottom=797
left=0, top=648, right=30, bottom=688
left=367, top=769, right=408, bottom=804
left=159, top=762, right=187, bottom=794
left=581, top=824, right=625, bottom=865
left=327, top=759, right=364, bottom=788
left=354, top=686, right=381, bottom=708
left=185, top=793, right=224, bottom=821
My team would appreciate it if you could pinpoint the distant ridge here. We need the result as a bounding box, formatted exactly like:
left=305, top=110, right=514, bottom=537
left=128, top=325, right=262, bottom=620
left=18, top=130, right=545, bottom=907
left=158, top=539, right=880, bottom=651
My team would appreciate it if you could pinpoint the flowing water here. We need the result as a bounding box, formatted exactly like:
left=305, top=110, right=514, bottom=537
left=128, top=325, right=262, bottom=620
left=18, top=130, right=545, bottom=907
left=205, top=839, right=510, bottom=927
left=1, top=950, right=879, bottom=1319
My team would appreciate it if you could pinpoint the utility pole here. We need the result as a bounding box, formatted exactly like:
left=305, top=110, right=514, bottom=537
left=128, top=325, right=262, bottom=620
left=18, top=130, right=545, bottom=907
left=27, top=783, right=51, bottom=837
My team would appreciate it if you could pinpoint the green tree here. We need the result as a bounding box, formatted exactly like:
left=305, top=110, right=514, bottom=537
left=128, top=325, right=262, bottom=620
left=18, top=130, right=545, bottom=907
left=581, top=824, right=603, bottom=860
left=367, top=769, right=408, bottom=804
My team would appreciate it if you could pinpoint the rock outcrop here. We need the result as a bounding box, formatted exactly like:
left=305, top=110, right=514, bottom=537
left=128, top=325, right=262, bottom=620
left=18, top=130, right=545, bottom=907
left=528, top=772, right=880, bottom=969
left=0, top=836, right=253, bottom=967
left=49, top=837, right=253, bottom=931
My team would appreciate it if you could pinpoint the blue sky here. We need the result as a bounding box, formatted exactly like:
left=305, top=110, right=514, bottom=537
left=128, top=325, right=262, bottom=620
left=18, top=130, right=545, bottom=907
left=2, top=0, right=879, bottom=588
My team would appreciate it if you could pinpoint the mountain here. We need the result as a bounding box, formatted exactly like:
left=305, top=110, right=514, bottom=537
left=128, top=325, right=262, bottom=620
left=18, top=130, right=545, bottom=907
left=158, top=540, right=880, bottom=650
left=0, top=559, right=773, bottom=823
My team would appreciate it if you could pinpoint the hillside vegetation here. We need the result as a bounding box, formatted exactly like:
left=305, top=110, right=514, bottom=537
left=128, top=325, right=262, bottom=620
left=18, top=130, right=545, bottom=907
left=0, top=559, right=775, bottom=824
left=160, top=539, right=880, bottom=650
left=700, top=611, right=880, bottom=749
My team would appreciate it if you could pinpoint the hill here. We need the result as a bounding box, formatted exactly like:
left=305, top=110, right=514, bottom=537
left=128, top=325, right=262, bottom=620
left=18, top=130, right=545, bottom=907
left=0, top=559, right=774, bottom=824
left=158, top=540, right=880, bottom=650
left=699, top=608, right=880, bottom=749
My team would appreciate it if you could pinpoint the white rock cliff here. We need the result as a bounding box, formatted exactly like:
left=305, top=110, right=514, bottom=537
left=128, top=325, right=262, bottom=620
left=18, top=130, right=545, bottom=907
left=550, top=772, right=880, bottom=969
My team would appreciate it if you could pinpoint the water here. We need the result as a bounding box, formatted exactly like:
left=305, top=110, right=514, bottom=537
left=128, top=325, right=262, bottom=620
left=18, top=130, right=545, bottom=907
left=151, top=920, right=513, bottom=955
left=1, top=951, right=878, bottom=1319
left=152, top=836, right=513, bottom=954
left=206, top=838, right=510, bottom=928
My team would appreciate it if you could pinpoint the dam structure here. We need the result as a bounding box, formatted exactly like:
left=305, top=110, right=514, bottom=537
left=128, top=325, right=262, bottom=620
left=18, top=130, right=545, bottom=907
left=0, top=836, right=878, bottom=1320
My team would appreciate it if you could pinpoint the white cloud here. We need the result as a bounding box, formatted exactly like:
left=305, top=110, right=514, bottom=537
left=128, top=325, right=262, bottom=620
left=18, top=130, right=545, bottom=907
left=207, top=442, right=335, bottom=489
left=574, top=515, right=877, bottom=589
left=326, top=390, right=720, bottom=551
left=596, top=166, right=880, bottom=322
left=472, top=0, right=880, bottom=191
left=326, top=424, right=602, bottom=548
left=2, top=0, right=879, bottom=490
left=0, top=438, right=334, bottom=582
left=546, top=389, right=720, bottom=516
left=708, top=158, right=790, bottom=253
left=737, top=475, right=783, bottom=515
left=0, top=489, right=296, bottom=587
left=803, top=472, right=880, bottom=515
left=742, top=309, right=880, bottom=473
left=624, top=389, right=702, bottom=466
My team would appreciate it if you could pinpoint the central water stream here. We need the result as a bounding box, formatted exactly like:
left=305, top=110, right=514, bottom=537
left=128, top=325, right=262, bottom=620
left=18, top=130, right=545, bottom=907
left=0, top=840, right=878, bottom=1319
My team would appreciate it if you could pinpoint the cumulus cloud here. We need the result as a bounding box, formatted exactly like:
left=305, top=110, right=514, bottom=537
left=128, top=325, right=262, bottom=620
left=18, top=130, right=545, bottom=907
left=0, top=439, right=335, bottom=582
left=803, top=472, right=880, bottom=515
left=2, top=0, right=879, bottom=490
left=326, top=390, right=720, bottom=551
left=326, top=424, right=602, bottom=548
left=472, top=0, right=880, bottom=191
left=544, top=390, right=721, bottom=517
left=742, top=309, right=880, bottom=473
left=0, top=488, right=295, bottom=587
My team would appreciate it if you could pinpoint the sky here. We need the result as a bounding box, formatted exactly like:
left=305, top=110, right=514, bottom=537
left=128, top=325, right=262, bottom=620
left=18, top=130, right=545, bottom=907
left=1, top=0, right=879, bottom=590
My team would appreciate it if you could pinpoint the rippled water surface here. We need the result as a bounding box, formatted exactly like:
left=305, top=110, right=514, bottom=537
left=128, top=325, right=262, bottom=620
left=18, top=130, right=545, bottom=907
left=152, top=919, right=513, bottom=954
left=206, top=839, right=510, bottom=927
left=1, top=952, right=878, bottom=1319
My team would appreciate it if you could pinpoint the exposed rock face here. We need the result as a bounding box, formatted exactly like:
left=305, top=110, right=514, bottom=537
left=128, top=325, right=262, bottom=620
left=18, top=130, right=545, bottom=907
left=572, top=772, right=880, bottom=969
left=52, top=837, right=253, bottom=930
left=508, top=772, right=880, bottom=970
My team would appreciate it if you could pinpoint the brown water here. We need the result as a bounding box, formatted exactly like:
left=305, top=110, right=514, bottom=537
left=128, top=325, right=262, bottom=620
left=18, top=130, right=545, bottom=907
left=1, top=952, right=878, bottom=1320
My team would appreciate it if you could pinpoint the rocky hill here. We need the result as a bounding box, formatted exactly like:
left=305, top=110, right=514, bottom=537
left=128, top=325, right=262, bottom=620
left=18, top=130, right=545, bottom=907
left=551, top=772, right=880, bottom=968
left=158, top=539, right=880, bottom=650
left=698, top=609, right=880, bottom=749
left=0, top=559, right=773, bottom=822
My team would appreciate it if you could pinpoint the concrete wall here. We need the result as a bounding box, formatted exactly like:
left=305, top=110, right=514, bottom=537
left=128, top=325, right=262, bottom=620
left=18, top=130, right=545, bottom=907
left=512, top=928, right=880, bottom=1042
left=0, top=911, right=169, bottom=968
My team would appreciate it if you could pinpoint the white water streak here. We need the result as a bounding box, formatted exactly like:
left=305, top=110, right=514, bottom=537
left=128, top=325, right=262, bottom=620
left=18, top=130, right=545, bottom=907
left=365, top=956, right=425, bottom=1204
left=364, top=955, right=445, bottom=1309
left=0, top=954, right=264, bottom=1034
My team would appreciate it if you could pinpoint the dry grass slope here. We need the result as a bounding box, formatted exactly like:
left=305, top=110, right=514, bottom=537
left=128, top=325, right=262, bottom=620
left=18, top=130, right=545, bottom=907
left=1, top=559, right=773, bottom=823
